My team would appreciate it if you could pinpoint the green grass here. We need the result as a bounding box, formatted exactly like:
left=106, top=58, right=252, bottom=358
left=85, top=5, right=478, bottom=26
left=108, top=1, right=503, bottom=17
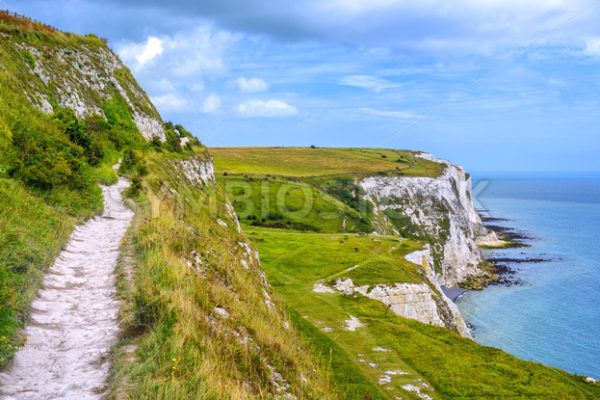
left=0, top=179, right=74, bottom=363
left=109, top=152, right=340, bottom=399
left=249, top=227, right=600, bottom=399
left=211, top=147, right=445, bottom=178
left=219, top=175, right=371, bottom=233
left=249, top=228, right=424, bottom=286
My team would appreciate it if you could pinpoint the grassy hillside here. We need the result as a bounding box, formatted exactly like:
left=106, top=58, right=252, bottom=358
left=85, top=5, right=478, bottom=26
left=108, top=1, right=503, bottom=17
left=212, top=147, right=445, bottom=178
left=212, top=147, right=447, bottom=236
left=215, top=147, right=600, bottom=399
left=109, top=152, right=339, bottom=399
left=220, top=175, right=372, bottom=233
left=250, top=227, right=600, bottom=399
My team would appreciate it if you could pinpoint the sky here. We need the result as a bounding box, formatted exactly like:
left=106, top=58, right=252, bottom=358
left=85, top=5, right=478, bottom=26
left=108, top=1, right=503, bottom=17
left=7, top=0, right=600, bottom=172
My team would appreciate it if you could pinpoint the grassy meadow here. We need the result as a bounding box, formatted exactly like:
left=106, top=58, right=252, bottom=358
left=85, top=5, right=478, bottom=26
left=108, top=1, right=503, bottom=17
left=248, top=227, right=600, bottom=399
left=211, top=147, right=445, bottom=178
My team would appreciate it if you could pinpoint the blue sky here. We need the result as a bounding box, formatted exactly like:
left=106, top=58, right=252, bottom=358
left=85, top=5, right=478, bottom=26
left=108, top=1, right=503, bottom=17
left=8, top=0, right=600, bottom=172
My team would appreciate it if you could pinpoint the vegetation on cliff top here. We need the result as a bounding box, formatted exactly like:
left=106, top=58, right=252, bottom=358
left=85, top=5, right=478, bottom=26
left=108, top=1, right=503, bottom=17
left=211, top=147, right=445, bottom=178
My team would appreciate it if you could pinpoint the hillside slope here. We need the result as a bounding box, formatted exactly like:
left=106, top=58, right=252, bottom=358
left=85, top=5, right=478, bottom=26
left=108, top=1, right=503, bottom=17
left=212, top=146, right=600, bottom=399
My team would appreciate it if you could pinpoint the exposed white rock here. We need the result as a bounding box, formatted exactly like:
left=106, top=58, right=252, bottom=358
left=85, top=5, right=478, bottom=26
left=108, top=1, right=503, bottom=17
left=476, top=231, right=507, bottom=248
left=226, top=203, right=242, bottom=233
left=333, top=275, right=471, bottom=338
left=313, top=283, right=335, bottom=294
left=344, top=316, right=365, bottom=331
left=379, top=370, right=409, bottom=385
left=360, top=152, right=494, bottom=287
left=133, top=113, right=166, bottom=141
left=19, top=42, right=165, bottom=141
left=213, top=307, right=230, bottom=319
left=263, top=289, right=276, bottom=310
left=177, top=157, right=215, bottom=187
left=335, top=278, right=369, bottom=296
left=404, top=245, right=431, bottom=271
left=402, top=384, right=433, bottom=400
left=368, top=283, right=446, bottom=326
left=405, top=248, right=471, bottom=338
left=267, top=364, right=296, bottom=400
left=336, top=278, right=444, bottom=327
left=373, top=346, right=391, bottom=352
left=185, top=250, right=205, bottom=275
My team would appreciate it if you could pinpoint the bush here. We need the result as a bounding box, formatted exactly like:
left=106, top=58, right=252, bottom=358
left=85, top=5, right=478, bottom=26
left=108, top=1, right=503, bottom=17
left=56, top=109, right=105, bottom=166
left=126, top=176, right=142, bottom=197
left=101, top=95, right=144, bottom=150
left=150, top=135, right=162, bottom=150
left=119, top=148, right=139, bottom=173
left=164, top=126, right=182, bottom=153
left=9, top=122, right=86, bottom=189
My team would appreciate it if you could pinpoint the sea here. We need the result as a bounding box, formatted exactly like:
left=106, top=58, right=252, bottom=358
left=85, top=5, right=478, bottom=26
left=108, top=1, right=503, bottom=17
left=457, top=174, right=600, bottom=379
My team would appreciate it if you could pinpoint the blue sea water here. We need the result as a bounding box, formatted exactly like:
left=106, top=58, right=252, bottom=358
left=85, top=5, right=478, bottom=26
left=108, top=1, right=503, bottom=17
left=458, top=176, right=600, bottom=378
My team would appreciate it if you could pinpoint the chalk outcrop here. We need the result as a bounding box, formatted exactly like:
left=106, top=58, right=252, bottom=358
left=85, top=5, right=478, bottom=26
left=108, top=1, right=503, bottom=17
left=177, top=156, right=215, bottom=186
left=16, top=41, right=165, bottom=140
left=331, top=274, right=470, bottom=337
left=361, top=152, right=496, bottom=287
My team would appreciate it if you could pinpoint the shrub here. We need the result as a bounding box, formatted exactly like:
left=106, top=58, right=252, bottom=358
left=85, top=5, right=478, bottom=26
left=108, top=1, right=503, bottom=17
left=164, top=126, right=182, bottom=153
left=150, top=135, right=162, bottom=150
left=9, top=122, right=86, bottom=189
left=119, top=148, right=139, bottom=173
left=57, top=109, right=105, bottom=166
left=101, top=95, right=144, bottom=150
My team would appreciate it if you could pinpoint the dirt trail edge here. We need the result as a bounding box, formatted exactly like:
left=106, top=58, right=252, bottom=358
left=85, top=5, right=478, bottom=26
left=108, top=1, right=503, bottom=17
left=0, top=178, right=133, bottom=400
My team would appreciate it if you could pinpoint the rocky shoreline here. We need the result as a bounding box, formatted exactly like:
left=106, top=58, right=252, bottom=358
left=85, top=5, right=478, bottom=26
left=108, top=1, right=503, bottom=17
left=465, top=207, right=558, bottom=293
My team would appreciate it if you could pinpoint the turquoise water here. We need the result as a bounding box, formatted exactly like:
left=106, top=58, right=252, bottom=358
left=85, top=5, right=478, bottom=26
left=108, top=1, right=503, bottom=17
left=458, top=177, right=600, bottom=378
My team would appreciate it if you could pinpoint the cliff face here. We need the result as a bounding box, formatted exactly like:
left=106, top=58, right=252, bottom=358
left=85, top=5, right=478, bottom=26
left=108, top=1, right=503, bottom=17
left=3, top=26, right=164, bottom=140
left=361, top=153, right=494, bottom=287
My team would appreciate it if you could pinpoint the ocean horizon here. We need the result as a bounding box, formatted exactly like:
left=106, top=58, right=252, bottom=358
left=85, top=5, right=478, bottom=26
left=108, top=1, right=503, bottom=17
left=459, top=175, right=600, bottom=379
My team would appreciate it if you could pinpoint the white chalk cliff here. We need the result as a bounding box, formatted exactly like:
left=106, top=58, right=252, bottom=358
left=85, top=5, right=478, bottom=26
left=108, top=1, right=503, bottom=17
left=323, top=244, right=470, bottom=337
left=17, top=42, right=165, bottom=141
left=361, top=152, right=496, bottom=287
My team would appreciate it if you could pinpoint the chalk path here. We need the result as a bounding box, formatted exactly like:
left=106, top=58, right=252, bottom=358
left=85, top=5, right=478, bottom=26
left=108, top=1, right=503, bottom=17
left=0, top=178, right=133, bottom=400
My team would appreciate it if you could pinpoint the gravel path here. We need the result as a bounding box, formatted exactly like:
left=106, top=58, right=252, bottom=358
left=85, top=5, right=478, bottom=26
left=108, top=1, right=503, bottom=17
left=0, top=178, right=133, bottom=400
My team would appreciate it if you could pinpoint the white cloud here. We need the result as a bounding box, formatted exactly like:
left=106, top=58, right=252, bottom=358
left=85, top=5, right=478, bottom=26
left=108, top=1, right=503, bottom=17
left=118, top=26, right=236, bottom=78
left=165, top=26, right=236, bottom=78
left=340, top=75, right=400, bottom=92
left=236, top=77, right=270, bottom=93
left=201, top=94, right=221, bottom=114
left=236, top=99, right=298, bottom=118
left=118, top=36, right=163, bottom=69
left=583, top=38, right=600, bottom=56
left=151, top=93, right=188, bottom=112
left=360, top=107, right=425, bottom=119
